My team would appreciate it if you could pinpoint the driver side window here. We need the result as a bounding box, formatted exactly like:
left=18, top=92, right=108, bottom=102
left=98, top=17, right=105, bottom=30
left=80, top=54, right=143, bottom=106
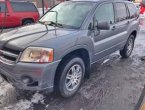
left=95, top=3, right=115, bottom=24
left=0, top=2, right=7, bottom=13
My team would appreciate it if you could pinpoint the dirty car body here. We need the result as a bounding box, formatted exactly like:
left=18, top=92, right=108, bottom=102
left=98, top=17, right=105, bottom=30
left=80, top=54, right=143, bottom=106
left=0, top=0, right=139, bottom=97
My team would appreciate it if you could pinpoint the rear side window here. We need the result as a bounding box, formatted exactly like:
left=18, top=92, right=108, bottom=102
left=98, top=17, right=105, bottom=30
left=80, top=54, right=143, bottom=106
left=11, top=2, right=37, bottom=12
left=0, top=2, right=7, bottom=12
left=127, top=3, right=138, bottom=18
left=95, top=3, right=115, bottom=24
left=115, top=3, right=128, bottom=22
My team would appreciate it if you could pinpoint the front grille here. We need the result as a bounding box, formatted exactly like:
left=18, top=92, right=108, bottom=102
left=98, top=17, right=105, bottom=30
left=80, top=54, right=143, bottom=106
left=0, top=47, right=21, bottom=63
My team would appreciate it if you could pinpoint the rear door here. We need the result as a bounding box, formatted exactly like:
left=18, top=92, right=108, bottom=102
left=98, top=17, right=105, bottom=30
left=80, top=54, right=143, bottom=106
left=127, top=3, right=139, bottom=23
left=127, top=3, right=138, bottom=17
left=113, top=2, right=130, bottom=48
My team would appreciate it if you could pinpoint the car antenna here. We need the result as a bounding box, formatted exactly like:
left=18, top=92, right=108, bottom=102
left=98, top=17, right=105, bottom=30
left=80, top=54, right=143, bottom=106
left=54, top=11, right=58, bottom=35
left=0, top=0, right=7, bottom=35
left=46, top=25, right=49, bottom=31
left=41, top=11, right=58, bottom=35
left=44, top=22, right=49, bottom=31
left=48, top=11, right=58, bottom=35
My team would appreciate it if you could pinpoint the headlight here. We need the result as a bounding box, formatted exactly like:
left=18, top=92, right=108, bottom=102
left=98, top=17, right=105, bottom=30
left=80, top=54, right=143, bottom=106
left=20, top=47, right=54, bottom=63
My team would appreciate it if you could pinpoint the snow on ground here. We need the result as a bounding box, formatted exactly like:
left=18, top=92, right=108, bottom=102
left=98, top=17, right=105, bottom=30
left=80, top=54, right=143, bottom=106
left=101, top=59, right=110, bottom=65
left=131, top=31, right=145, bottom=67
left=0, top=81, right=16, bottom=109
left=134, top=33, right=145, bottom=56
left=3, top=92, right=44, bottom=110
left=0, top=74, right=45, bottom=110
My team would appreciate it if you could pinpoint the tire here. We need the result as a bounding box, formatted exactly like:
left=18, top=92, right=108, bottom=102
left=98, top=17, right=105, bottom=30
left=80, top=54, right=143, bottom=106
left=120, top=34, right=135, bottom=58
left=22, top=19, right=34, bottom=25
left=55, top=56, right=85, bottom=98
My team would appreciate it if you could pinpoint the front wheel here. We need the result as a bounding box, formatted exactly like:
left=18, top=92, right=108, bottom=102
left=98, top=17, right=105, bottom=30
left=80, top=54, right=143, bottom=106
left=120, top=35, right=135, bottom=58
left=56, top=57, right=85, bottom=98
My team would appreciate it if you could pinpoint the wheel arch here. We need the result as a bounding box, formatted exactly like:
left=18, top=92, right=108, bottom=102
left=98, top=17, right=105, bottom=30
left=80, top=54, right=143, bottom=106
left=54, top=48, right=92, bottom=85
left=130, top=30, right=137, bottom=39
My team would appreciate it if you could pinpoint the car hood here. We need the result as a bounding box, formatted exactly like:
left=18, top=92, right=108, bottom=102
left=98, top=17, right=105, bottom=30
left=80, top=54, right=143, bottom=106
left=0, top=23, right=77, bottom=50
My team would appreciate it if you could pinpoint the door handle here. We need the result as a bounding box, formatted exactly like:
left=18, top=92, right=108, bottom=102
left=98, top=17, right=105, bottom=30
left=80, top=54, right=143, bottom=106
left=111, top=26, right=116, bottom=30
left=125, top=21, right=130, bottom=25
left=6, top=14, right=10, bottom=16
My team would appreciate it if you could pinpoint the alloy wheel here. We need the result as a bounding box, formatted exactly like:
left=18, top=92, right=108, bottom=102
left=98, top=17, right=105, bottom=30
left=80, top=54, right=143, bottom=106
left=65, top=64, right=83, bottom=91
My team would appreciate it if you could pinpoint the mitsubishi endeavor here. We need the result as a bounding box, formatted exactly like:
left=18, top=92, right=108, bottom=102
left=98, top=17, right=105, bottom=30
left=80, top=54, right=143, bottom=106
left=0, top=0, right=139, bottom=98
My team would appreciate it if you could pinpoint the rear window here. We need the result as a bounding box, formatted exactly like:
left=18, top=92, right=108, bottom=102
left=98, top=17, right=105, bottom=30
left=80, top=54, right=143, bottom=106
left=127, top=3, right=138, bottom=18
left=11, top=2, right=37, bottom=12
left=0, top=2, right=7, bottom=12
left=115, top=3, right=128, bottom=22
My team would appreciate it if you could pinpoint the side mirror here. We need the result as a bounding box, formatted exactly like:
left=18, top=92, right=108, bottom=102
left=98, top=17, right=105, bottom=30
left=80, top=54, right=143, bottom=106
left=96, top=20, right=110, bottom=30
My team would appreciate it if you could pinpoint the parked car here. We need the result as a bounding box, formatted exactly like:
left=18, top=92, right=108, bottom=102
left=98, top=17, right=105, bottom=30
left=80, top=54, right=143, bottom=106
left=139, top=0, right=145, bottom=29
left=0, top=0, right=40, bottom=28
left=140, top=0, right=145, bottom=14
left=0, top=0, right=139, bottom=98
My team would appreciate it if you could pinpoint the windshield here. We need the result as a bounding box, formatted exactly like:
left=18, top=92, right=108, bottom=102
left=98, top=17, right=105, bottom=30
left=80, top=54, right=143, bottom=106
left=39, top=2, right=94, bottom=29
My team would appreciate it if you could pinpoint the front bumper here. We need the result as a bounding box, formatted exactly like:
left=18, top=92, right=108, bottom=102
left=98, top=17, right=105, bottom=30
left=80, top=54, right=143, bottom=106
left=0, top=59, right=60, bottom=92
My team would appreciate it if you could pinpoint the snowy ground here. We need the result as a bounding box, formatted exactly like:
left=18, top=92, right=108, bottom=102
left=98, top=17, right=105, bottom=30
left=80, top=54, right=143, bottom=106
left=0, top=31, right=145, bottom=110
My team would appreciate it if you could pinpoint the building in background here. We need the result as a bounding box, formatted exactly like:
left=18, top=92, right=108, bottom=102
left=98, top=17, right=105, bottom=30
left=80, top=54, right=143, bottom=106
left=27, top=0, right=64, bottom=8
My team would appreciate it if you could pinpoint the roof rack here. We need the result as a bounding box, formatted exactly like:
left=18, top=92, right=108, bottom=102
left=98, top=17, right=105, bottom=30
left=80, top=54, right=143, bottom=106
left=71, top=0, right=128, bottom=1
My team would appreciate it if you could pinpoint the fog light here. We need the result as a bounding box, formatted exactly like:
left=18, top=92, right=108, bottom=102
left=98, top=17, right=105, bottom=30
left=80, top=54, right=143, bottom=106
left=21, top=76, right=33, bottom=84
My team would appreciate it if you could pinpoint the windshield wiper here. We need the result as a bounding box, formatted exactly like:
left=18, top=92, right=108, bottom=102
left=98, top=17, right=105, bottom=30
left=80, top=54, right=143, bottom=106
left=48, top=21, right=63, bottom=28
left=39, top=21, right=64, bottom=35
left=39, top=21, right=63, bottom=28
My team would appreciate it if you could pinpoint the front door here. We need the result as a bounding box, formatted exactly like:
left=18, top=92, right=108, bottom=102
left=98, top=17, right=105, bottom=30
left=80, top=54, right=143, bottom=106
left=0, top=1, right=16, bottom=28
left=0, top=2, right=7, bottom=28
left=92, top=2, right=129, bottom=62
left=92, top=2, right=117, bottom=62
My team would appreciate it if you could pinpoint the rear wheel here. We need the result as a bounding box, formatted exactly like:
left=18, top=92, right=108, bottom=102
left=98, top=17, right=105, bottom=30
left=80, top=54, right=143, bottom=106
left=55, top=57, right=85, bottom=98
left=120, top=35, right=135, bottom=58
left=22, top=19, right=34, bottom=25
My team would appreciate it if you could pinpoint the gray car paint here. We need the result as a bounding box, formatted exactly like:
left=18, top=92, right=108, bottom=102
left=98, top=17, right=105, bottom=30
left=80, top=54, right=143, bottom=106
left=0, top=0, right=139, bottom=92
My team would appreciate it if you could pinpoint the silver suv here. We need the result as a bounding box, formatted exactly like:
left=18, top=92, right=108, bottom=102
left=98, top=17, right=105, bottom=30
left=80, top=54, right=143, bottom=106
left=0, top=0, right=139, bottom=97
